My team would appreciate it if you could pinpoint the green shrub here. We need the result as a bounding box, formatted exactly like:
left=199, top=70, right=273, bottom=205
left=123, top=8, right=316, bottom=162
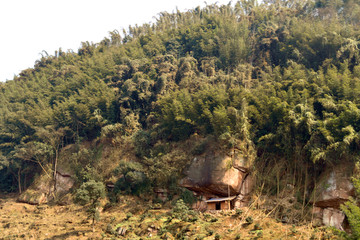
left=191, top=140, right=208, bottom=155
left=113, top=160, right=150, bottom=195
left=233, top=209, right=243, bottom=217
left=245, top=216, right=253, bottom=224
left=106, top=224, right=115, bottom=235
left=133, top=130, right=152, bottom=158
left=76, top=164, right=102, bottom=184
left=125, top=212, right=133, bottom=220
left=171, top=199, right=198, bottom=222
left=74, top=180, right=106, bottom=230
left=253, top=223, right=262, bottom=231
left=340, top=163, right=360, bottom=239
left=341, top=198, right=360, bottom=239
left=180, top=188, right=197, bottom=206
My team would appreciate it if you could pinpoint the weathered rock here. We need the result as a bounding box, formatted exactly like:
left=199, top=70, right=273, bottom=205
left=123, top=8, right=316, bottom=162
left=180, top=150, right=251, bottom=196
left=312, top=206, right=323, bottom=220
left=311, top=206, right=346, bottom=230
left=240, top=174, right=255, bottom=196
left=311, top=163, right=354, bottom=209
left=18, top=166, right=74, bottom=205
left=116, top=227, right=127, bottom=236
left=323, top=208, right=345, bottom=230
left=234, top=174, right=254, bottom=208
left=154, top=188, right=168, bottom=202
left=55, top=169, right=75, bottom=194
left=18, top=191, right=47, bottom=205
left=310, top=162, right=355, bottom=229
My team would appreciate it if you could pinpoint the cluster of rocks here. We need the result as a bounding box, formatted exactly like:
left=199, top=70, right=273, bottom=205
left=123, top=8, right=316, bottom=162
left=180, top=148, right=355, bottom=230
left=15, top=146, right=355, bottom=231
left=310, top=163, right=355, bottom=230
left=180, top=149, right=255, bottom=211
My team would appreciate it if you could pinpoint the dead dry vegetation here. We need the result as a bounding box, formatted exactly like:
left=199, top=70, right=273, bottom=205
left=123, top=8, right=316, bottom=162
left=0, top=193, right=342, bottom=240
left=0, top=137, right=346, bottom=239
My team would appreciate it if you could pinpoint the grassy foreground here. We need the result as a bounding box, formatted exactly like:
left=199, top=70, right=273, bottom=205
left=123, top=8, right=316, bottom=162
left=0, top=193, right=343, bottom=240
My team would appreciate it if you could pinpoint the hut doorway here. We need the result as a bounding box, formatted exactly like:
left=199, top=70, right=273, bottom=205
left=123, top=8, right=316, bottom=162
left=215, top=202, right=221, bottom=210
left=205, top=196, right=236, bottom=210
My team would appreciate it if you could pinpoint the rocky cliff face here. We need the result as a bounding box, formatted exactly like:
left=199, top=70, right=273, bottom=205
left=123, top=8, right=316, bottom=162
left=311, top=162, right=355, bottom=230
left=180, top=149, right=254, bottom=205
left=18, top=167, right=74, bottom=205
left=312, top=165, right=354, bottom=209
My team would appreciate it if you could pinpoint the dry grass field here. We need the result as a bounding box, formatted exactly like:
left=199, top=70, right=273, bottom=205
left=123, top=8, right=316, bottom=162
left=0, top=193, right=343, bottom=240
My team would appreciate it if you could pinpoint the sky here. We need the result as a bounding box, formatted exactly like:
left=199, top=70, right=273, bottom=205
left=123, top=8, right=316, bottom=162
left=0, top=0, right=232, bottom=82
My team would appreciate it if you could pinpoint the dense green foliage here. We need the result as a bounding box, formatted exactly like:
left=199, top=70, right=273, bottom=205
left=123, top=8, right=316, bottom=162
left=341, top=163, right=360, bottom=239
left=1, top=0, right=360, bottom=197
left=75, top=180, right=106, bottom=228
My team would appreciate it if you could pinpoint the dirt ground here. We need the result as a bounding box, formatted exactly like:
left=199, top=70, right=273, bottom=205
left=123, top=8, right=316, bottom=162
left=0, top=194, right=103, bottom=240
left=0, top=193, right=343, bottom=240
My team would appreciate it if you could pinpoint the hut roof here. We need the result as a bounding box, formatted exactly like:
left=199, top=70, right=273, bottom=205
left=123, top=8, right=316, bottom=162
left=205, top=196, right=236, bottom=203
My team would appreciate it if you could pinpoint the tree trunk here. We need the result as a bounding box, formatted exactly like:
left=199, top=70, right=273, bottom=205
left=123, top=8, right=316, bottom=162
left=311, top=176, right=317, bottom=225
left=53, top=149, right=58, bottom=192
left=92, top=216, right=95, bottom=232
left=302, top=162, right=308, bottom=216
left=18, top=168, right=22, bottom=194
left=24, top=173, right=27, bottom=190
left=276, top=161, right=280, bottom=198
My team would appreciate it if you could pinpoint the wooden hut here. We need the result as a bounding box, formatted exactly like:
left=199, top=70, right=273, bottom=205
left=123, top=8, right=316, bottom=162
left=205, top=196, right=236, bottom=210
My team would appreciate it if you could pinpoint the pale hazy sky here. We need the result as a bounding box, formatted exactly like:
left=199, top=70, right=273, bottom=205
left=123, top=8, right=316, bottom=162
left=0, top=0, right=231, bottom=82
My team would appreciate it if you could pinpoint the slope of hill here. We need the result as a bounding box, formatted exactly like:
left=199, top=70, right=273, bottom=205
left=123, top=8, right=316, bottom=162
left=1, top=0, right=360, bottom=238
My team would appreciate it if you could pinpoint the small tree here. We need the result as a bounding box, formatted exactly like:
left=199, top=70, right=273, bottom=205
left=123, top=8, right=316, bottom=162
left=171, top=199, right=197, bottom=222
left=35, top=126, right=69, bottom=192
left=75, top=180, right=106, bottom=231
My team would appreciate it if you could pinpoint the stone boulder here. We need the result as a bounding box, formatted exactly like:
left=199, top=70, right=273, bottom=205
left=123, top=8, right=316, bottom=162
left=180, top=150, right=252, bottom=196
left=310, top=162, right=354, bottom=229
left=18, top=167, right=74, bottom=205
left=18, top=190, right=47, bottom=205
left=154, top=188, right=168, bottom=202
left=323, top=208, right=345, bottom=230
left=234, top=174, right=255, bottom=208
left=311, top=163, right=354, bottom=209
left=54, top=168, right=75, bottom=194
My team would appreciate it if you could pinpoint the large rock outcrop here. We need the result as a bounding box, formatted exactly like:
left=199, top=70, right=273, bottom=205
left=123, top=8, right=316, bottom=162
left=54, top=169, right=74, bottom=194
left=180, top=149, right=253, bottom=197
left=312, top=164, right=354, bottom=209
left=234, top=174, right=255, bottom=208
left=310, top=162, right=354, bottom=229
left=18, top=167, right=74, bottom=205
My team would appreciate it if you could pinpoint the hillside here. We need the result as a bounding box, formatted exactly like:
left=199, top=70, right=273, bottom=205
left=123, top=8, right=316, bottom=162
left=0, top=193, right=342, bottom=239
left=1, top=0, right=360, bottom=238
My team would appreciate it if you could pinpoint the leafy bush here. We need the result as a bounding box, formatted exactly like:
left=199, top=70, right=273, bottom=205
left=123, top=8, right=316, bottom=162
left=245, top=216, right=253, bottom=224
left=74, top=180, right=106, bottom=230
left=180, top=188, right=197, bottom=206
left=341, top=163, right=360, bottom=239
left=191, top=139, right=208, bottom=155
left=171, top=199, right=198, bottom=222
left=76, top=164, right=102, bottom=184
left=101, top=123, right=123, bottom=138
left=235, top=209, right=243, bottom=216
left=113, top=160, right=150, bottom=195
